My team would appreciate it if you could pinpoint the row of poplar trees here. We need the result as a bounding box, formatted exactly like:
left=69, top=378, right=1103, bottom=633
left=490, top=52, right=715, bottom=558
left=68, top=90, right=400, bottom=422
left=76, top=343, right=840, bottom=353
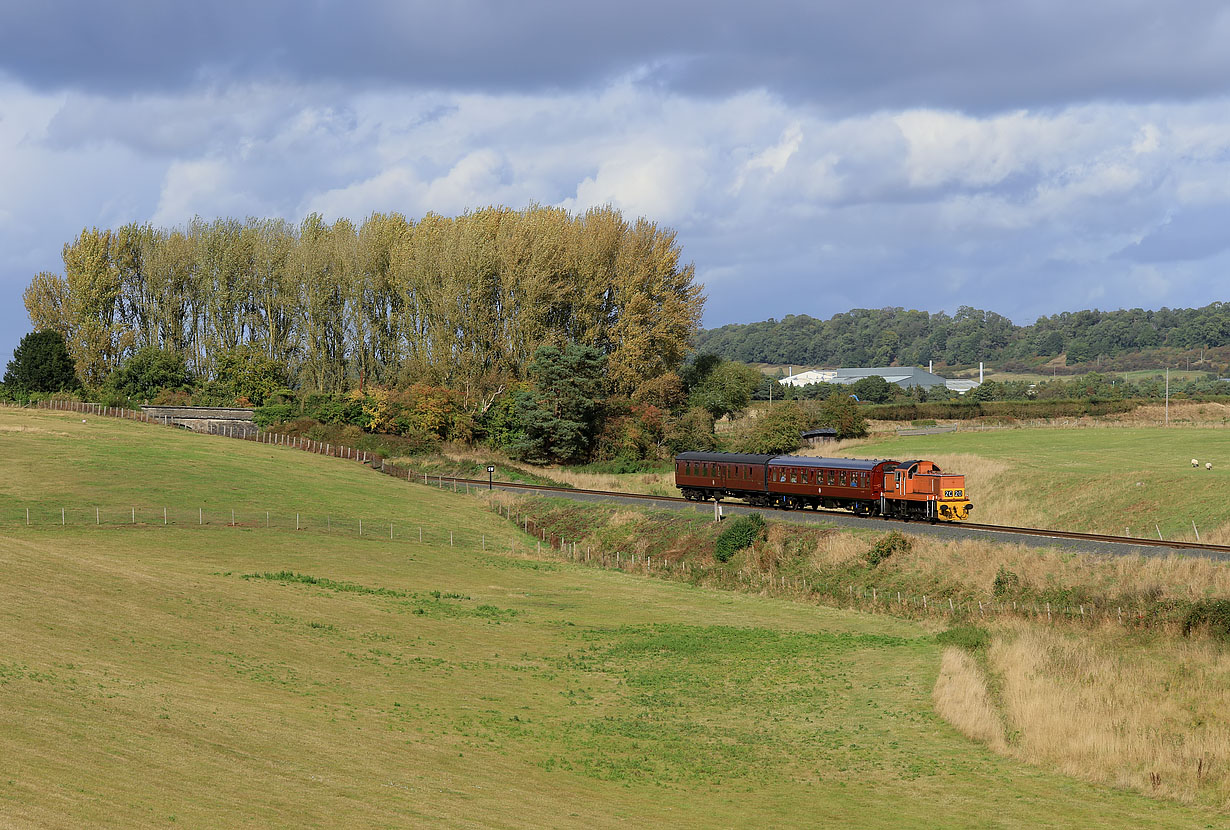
left=24, top=206, right=704, bottom=412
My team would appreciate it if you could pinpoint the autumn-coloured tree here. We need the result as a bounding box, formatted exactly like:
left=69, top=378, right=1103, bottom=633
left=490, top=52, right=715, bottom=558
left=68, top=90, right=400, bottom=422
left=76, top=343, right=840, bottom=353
left=25, top=206, right=705, bottom=404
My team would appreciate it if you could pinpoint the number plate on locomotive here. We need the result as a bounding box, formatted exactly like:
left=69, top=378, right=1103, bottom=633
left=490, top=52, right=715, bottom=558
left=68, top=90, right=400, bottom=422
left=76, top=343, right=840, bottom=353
left=943, top=489, right=964, bottom=499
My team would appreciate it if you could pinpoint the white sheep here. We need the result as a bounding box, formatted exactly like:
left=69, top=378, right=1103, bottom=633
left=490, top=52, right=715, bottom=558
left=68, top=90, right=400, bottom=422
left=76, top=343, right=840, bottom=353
left=1193, top=458, right=1199, bottom=467
left=1207, top=462, right=1214, bottom=470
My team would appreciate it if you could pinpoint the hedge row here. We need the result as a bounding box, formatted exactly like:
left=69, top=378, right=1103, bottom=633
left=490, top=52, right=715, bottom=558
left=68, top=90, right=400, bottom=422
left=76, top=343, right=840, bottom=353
left=863, top=398, right=1140, bottom=422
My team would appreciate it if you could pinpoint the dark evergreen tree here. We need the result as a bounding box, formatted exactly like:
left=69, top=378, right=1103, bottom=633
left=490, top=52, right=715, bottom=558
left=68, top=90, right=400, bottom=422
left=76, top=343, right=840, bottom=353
left=3, top=330, right=79, bottom=394
left=513, top=344, right=606, bottom=464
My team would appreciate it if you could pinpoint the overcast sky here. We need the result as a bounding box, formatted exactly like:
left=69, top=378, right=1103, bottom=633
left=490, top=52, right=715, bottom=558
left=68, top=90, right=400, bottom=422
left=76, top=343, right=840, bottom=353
left=4, top=1, right=1230, bottom=363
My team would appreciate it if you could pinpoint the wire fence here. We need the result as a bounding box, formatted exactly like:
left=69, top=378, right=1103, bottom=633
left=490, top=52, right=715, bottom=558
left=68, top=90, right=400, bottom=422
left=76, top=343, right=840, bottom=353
left=8, top=398, right=1182, bottom=628
left=8, top=503, right=512, bottom=550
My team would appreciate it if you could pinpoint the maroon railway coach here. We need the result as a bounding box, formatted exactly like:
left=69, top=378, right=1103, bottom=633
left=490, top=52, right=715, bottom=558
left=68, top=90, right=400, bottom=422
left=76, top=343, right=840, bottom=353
left=674, top=451, right=899, bottom=513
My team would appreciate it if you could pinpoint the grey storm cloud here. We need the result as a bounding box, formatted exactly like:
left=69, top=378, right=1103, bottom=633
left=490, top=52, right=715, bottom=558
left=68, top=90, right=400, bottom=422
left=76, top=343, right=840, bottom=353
left=3, top=1, right=1230, bottom=364
left=4, top=1, right=1230, bottom=111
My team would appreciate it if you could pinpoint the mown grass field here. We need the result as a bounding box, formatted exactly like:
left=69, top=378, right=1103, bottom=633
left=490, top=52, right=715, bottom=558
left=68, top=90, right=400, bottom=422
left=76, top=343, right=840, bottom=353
left=0, top=408, right=1224, bottom=827
left=846, top=426, right=1230, bottom=541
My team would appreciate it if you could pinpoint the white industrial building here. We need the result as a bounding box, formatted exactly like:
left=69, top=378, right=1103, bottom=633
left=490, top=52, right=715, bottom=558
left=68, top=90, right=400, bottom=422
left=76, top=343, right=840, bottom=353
left=779, top=366, right=981, bottom=394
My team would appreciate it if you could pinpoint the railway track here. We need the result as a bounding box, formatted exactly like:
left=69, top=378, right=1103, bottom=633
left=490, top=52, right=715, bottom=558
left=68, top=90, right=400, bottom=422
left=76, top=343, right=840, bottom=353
left=29, top=401, right=1223, bottom=556
left=425, top=472, right=1230, bottom=557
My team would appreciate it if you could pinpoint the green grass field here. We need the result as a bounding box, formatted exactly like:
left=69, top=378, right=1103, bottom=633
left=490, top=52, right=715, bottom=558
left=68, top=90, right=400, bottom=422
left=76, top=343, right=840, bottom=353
left=0, top=408, right=1223, bottom=827
left=849, top=427, right=1230, bottom=539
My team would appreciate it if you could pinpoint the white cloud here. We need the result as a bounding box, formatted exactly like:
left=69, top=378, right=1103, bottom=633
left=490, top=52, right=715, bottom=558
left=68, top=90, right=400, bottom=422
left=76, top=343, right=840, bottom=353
left=6, top=74, right=1230, bottom=366
left=732, top=122, right=803, bottom=193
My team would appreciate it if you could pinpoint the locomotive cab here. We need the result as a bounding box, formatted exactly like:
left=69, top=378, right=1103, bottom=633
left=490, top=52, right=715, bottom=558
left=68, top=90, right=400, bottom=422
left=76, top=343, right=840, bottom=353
left=882, top=460, right=973, bottom=522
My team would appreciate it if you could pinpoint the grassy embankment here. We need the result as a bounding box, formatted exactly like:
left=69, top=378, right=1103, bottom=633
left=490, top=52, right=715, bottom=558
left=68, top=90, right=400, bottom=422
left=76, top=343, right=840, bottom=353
left=500, top=489, right=1230, bottom=811
left=937, top=622, right=1230, bottom=809
left=2, top=407, right=1223, bottom=827
left=833, top=423, right=1230, bottom=808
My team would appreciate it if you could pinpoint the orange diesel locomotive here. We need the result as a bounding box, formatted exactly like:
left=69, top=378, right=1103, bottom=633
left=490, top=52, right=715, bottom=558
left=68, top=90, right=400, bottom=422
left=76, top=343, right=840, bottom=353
left=674, top=452, right=973, bottom=522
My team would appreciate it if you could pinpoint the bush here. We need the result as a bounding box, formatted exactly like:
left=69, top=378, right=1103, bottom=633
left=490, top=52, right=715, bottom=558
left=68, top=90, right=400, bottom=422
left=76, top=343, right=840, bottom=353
left=665, top=406, right=719, bottom=454
left=992, top=566, right=1021, bottom=597
left=737, top=401, right=808, bottom=454
left=253, top=403, right=297, bottom=428
left=714, top=513, right=766, bottom=563
left=264, top=417, right=439, bottom=457
left=936, top=624, right=990, bottom=652
left=214, top=346, right=288, bottom=406
left=864, top=531, right=912, bottom=567
left=818, top=391, right=868, bottom=439
left=105, top=346, right=193, bottom=403
left=1181, top=600, right=1230, bottom=640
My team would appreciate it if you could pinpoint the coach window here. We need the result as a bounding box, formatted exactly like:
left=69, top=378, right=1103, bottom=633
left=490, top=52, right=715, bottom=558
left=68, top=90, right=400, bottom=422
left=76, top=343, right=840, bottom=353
left=839, top=471, right=847, bottom=485
left=789, top=469, right=797, bottom=483
left=826, top=469, right=835, bottom=485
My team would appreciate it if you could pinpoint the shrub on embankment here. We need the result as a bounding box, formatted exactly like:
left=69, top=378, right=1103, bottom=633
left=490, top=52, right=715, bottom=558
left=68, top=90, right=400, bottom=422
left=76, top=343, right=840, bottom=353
left=714, top=514, right=766, bottom=562
left=494, top=494, right=1230, bottom=634
left=263, top=417, right=439, bottom=458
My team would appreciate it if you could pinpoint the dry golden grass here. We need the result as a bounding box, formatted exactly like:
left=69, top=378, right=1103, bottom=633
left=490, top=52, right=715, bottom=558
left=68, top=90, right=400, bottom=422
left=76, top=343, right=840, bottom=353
left=807, top=529, right=868, bottom=569
left=867, top=534, right=1230, bottom=606
left=1104, top=401, right=1230, bottom=428
left=540, top=467, right=677, bottom=496
left=986, top=624, right=1230, bottom=807
left=441, top=446, right=679, bottom=496
left=933, top=647, right=1006, bottom=752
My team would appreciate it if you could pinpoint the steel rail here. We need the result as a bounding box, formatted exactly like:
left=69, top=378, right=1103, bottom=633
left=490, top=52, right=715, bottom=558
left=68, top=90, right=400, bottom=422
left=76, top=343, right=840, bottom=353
left=427, top=473, right=1230, bottom=554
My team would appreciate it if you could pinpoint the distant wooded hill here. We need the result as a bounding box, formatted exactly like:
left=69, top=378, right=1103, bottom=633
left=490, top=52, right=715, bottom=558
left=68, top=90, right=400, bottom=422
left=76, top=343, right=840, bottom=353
left=693, top=304, right=1230, bottom=373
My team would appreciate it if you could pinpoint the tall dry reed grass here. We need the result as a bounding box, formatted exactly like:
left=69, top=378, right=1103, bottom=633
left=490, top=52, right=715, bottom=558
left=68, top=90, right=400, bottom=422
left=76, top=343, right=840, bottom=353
left=933, top=647, right=1006, bottom=752
left=984, top=623, right=1230, bottom=807
left=844, top=533, right=1230, bottom=607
